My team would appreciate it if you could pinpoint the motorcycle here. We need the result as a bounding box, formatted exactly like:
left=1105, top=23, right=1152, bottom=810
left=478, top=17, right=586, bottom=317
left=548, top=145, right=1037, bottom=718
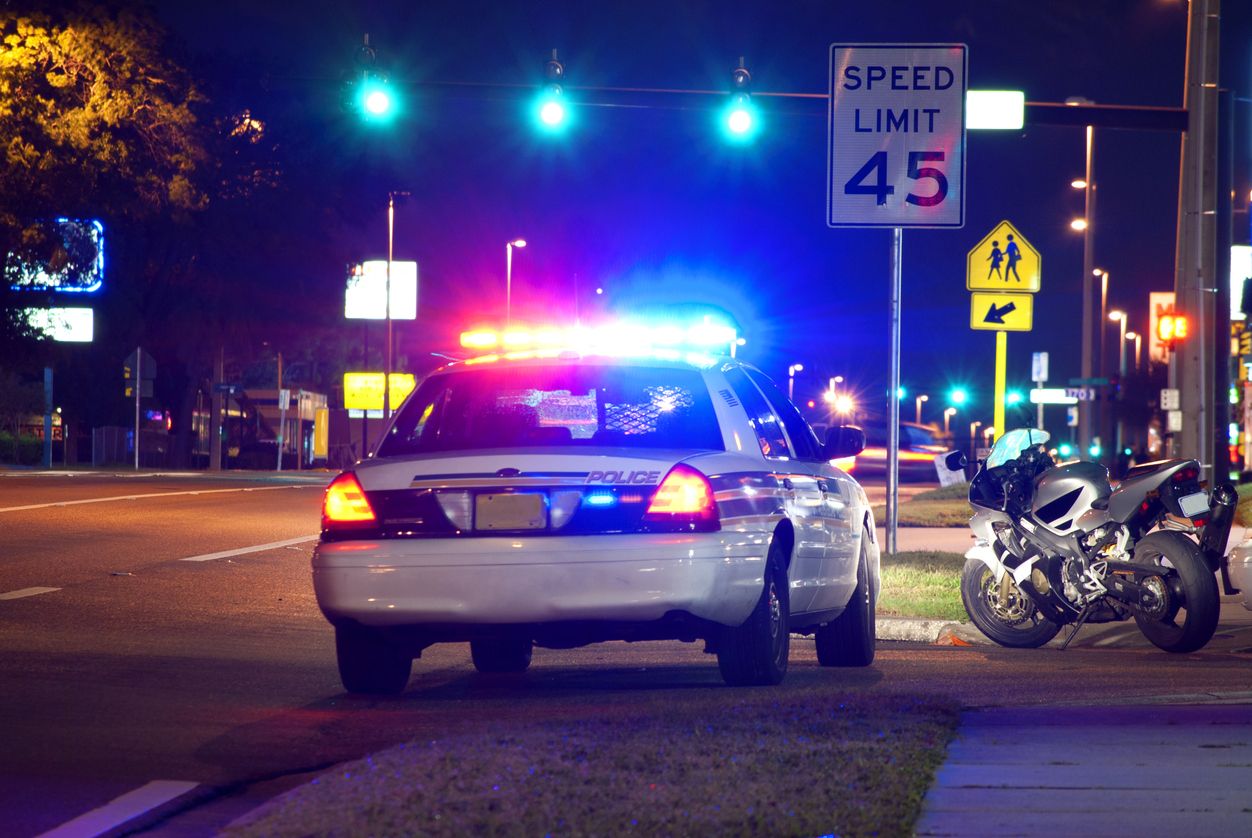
left=949, top=428, right=1237, bottom=653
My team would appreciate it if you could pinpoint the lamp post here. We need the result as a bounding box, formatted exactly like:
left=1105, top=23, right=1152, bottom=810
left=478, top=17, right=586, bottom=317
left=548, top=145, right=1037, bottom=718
left=969, top=420, right=982, bottom=461
left=1109, top=309, right=1127, bottom=468
left=1066, top=108, right=1096, bottom=456
left=506, top=239, right=527, bottom=325
left=915, top=394, right=928, bottom=425
left=787, top=363, right=804, bottom=401
left=944, top=407, right=956, bottom=436
left=384, top=190, right=410, bottom=422
left=1126, top=331, right=1142, bottom=372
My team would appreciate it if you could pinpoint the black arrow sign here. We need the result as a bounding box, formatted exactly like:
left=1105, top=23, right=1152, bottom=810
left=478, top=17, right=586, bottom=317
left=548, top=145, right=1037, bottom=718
left=984, top=301, right=1017, bottom=324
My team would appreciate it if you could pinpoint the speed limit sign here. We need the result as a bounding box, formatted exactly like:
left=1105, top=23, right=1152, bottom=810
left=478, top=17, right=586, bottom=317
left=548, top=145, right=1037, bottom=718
left=827, top=44, right=966, bottom=228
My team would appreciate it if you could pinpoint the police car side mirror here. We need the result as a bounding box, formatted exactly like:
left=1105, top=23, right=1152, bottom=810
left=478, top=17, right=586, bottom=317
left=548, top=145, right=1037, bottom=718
left=944, top=450, right=967, bottom=471
left=824, top=425, right=865, bottom=459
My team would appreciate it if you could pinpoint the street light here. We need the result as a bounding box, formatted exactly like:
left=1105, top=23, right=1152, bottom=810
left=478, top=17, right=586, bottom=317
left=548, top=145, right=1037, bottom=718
left=1126, top=330, right=1142, bottom=372
left=1109, top=310, right=1128, bottom=376
left=969, top=420, right=982, bottom=460
left=915, top=394, right=929, bottom=424
left=943, top=407, right=956, bottom=435
left=383, top=190, right=410, bottom=422
left=1109, top=309, right=1128, bottom=467
left=787, top=363, right=804, bottom=401
left=506, top=239, right=527, bottom=324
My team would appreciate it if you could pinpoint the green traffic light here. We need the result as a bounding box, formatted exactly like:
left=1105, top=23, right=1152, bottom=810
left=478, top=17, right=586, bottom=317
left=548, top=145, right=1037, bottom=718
left=948, top=388, right=968, bottom=406
left=1006, top=390, right=1023, bottom=405
left=357, top=76, right=399, bottom=123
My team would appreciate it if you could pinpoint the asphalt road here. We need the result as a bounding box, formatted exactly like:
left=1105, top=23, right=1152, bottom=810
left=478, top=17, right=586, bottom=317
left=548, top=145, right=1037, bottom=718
left=1, top=472, right=1249, bottom=837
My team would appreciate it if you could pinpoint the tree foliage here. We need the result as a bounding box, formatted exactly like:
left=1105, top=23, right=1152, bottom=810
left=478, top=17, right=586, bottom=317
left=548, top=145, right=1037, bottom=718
left=0, top=3, right=209, bottom=357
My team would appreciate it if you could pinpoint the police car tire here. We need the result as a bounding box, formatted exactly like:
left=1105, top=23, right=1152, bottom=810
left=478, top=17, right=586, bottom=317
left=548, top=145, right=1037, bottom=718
left=470, top=636, right=534, bottom=674
left=717, top=545, right=789, bottom=686
left=815, top=533, right=876, bottom=667
left=335, top=624, right=412, bottom=695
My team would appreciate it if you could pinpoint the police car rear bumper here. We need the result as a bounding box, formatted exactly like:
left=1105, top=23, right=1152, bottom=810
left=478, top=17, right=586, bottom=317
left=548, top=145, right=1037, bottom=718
left=313, top=532, right=770, bottom=628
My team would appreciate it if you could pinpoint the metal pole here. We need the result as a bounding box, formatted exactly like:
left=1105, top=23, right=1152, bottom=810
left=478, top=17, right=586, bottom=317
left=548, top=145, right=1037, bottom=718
left=134, top=347, right=141, bottom=470
left=42, top=367, right=52, bottom=469
left=886, top=228, right=902, bottom=556
left=1079, top=125, right=1094, bottom=454
left=275, top=352, right=283, bottom=472
left=506, top=242, right=513, bottom=325
left=384, top=195, right=394, bottom=422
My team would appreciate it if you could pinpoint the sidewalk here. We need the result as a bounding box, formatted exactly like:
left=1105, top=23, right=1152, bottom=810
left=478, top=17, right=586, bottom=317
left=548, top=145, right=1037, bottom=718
left=915, top=704, right=1252, bottom=836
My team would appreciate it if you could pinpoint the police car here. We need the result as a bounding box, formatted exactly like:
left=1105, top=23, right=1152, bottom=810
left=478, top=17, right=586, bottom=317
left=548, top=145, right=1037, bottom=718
left=314, top=322, right=879, bottom=693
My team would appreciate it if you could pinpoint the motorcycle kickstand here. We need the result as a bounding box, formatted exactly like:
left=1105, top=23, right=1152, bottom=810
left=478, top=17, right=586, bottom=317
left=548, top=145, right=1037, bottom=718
left=1058, top=603, right=1095, bottom=652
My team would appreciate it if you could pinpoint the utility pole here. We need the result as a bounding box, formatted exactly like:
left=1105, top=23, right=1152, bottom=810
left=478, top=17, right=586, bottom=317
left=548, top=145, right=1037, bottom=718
left=1172, top=0, right=1220, bottom=474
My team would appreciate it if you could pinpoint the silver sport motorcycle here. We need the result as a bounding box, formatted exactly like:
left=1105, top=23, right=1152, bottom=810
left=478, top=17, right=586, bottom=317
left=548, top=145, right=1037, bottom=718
left=950, top=428, right=1237, bottom=653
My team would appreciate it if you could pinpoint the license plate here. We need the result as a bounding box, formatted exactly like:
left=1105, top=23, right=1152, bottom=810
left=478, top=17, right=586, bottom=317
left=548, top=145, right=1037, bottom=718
left=1178, top=491, right=1209, bottom=518
left=475, top=493, right=547, bottom=530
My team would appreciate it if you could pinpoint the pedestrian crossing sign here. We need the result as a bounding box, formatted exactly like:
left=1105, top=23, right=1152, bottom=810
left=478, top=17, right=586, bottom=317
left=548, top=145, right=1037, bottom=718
left=967, top=220, right=1040, bottom=293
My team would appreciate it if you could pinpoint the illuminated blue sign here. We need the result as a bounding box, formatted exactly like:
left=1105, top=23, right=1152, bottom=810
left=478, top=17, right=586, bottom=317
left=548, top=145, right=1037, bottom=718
left=6, top=218, right=105, bottom=294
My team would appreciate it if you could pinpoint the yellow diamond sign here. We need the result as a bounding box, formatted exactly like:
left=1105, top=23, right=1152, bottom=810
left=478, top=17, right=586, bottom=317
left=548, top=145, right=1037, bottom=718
left=967, top=220, right=1040, bottom=292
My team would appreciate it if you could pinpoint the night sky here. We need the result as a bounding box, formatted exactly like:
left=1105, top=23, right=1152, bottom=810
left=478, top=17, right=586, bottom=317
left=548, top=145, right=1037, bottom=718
left=153, top=0, right=1251, bottom=432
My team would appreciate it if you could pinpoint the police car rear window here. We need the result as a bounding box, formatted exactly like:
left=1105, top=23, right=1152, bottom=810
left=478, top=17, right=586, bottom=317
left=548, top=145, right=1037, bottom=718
left=378, top=365, right=724, bottom=455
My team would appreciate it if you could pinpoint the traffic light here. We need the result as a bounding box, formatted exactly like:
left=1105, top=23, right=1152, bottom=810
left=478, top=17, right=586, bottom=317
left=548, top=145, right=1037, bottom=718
left=948, top=387, right=968, bottom=406
left=1005, top=390, right=1023, bottom=406
left=533, top=50, right=569, bottom=133
left=720, top=59, right=759, bottom=143
left=348, top=35, right=400, bottom=125
left=1156, top=313, right=1189, bottom=349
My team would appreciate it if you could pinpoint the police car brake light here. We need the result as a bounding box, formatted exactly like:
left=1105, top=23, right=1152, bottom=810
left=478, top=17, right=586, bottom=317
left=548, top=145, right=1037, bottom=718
left=644, top=464, right=718, bottom=523
left=323, top=473, right=376, bottom=529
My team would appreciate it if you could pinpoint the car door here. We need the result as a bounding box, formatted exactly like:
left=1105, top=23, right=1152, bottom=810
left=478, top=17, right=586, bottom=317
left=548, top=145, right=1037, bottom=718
left=722, top=366, right=824, bottom=614
left=743, top=368, right=859, bottom=613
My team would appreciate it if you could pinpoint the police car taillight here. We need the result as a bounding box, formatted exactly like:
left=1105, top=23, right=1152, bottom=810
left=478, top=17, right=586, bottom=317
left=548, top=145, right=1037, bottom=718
left=643, top=465, right=718, bottom=528
left=322, top=473, right=376, bottom=531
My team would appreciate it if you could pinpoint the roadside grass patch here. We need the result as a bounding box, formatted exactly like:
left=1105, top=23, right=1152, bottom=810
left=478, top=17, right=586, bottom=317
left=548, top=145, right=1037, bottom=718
left=880, top=551, right=966, bottom=622
left=1234, top=482, right=1252, bottom=528
left=226, top=690, right=959, bottom=838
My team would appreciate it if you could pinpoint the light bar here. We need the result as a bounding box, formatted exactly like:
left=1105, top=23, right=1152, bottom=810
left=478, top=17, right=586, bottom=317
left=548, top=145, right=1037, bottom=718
left=459, top=318, right=739, bottom=357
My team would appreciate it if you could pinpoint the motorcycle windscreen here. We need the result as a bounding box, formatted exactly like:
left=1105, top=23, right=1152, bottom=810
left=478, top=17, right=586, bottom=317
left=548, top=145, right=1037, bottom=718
left=986, top=427, right=1051, bottom=468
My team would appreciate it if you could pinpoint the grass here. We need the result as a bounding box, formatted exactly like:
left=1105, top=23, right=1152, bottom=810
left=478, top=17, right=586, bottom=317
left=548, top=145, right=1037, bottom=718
left=879, top=551, right=967, bottom=622
left=874, top=481, right=973, bottom=528
left=1235, top=482, right=1252, bottom=528
left=225, top=689, right=959, bottom=838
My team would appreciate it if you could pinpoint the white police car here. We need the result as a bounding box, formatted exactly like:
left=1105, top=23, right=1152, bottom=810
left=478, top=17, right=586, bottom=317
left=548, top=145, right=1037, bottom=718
left=314, top=325, right=878, bottom=693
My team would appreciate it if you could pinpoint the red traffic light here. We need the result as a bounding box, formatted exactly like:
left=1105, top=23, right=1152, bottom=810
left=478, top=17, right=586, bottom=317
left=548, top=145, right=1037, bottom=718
left=1157, top=313, right=1189, bottom=344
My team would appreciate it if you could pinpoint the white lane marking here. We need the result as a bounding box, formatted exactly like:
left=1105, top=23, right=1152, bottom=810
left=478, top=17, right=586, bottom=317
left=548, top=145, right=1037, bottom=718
left=180, top=535, right=319, bottom=562
left=0, top=586, right=61, bottom=600
left=0, top=484, right=317, bottom=514
left=37, top=779, right=199, bottom=838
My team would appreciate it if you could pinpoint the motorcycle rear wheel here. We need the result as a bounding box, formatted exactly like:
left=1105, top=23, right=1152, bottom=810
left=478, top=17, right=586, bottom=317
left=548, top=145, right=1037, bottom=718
left=960, top=558, right=1062, bottom=648
left=1130, top=531, right=1219, bottom=654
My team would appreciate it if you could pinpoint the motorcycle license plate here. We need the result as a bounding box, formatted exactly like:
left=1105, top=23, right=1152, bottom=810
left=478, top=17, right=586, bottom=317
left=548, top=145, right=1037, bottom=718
left=1178, top=491, right=1208, bottom=518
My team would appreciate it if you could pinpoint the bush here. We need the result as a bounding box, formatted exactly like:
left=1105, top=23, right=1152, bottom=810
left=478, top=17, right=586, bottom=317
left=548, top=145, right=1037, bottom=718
left=0, top=432, right=43, bottom=465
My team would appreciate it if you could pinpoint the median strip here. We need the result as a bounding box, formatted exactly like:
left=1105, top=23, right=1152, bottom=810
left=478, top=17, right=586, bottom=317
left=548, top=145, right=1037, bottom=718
left=180, top=535, right=319, bottom=562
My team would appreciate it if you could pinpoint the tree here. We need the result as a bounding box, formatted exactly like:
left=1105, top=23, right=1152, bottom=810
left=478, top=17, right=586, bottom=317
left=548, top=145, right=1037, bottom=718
left=0, top=3, right=208, bottom=352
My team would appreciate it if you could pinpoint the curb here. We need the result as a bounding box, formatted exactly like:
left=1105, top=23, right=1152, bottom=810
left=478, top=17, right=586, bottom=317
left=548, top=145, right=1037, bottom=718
left=875, top=616, right=985, bottom=644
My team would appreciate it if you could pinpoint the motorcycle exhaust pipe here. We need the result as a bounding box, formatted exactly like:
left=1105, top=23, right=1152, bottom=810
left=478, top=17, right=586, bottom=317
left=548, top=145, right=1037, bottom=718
left=1199, top=482, right=1239, bottom=593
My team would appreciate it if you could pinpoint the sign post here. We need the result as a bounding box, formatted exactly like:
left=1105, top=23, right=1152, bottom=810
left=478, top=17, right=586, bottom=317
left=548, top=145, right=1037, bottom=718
left=967, top=220, right=1041, bottom=442
left=124, top=348, right=156, bottom=470
left=828, top=43, right=966, bottom=555
left=1032, top=351, right=1049, bottom=429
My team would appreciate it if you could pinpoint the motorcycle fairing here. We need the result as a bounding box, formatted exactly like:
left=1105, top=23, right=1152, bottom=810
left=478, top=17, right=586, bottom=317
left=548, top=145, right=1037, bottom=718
left=1108, top=458, right=1198, bottom=521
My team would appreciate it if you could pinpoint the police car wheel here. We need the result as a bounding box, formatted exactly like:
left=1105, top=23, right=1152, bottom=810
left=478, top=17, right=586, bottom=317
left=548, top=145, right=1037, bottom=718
left=335, top=624, right=412, bottom=695
left=816, top=532, right=876, bottom=667
left=717, top=544, right=789, bottom=686
left=470, top=636, right=534, bottom=674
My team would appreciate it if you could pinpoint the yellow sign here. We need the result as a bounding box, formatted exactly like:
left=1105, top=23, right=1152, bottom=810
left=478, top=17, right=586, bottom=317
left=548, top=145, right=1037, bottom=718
left=970, top=292, right=1034, bottom=332
left=967, top=220, right=1040, bottom=292
left=343, top=372, right=416, bottom=411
